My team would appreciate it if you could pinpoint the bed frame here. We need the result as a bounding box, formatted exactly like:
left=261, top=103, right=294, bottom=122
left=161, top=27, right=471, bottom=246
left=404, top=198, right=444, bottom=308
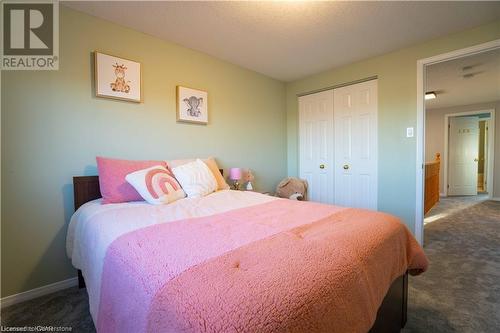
left=73, top=175, right=408, bottom=333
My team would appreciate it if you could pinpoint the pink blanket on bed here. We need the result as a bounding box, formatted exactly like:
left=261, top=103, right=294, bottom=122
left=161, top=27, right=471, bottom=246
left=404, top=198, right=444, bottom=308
left=97, top=199, right=427, bottom=333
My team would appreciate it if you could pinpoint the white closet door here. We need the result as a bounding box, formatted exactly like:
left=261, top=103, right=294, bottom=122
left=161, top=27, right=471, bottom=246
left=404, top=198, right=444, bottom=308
left=448, top=116, right=479, bottom=196
left=298, top=90, right=334, bottom=204
left=334, top=80, right=378, bottom=209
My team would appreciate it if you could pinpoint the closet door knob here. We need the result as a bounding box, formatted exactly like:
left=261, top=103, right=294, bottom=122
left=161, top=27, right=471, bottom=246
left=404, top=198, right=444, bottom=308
left=319, top=164, right=325, bottom=169
left=343, top=164, right=350, bottom=170
left=474, top=158, right=479, bottom=162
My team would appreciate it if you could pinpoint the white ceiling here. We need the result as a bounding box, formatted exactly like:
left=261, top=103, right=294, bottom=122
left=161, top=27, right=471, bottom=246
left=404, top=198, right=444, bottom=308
left=64, top=1, right=500, bottom=82
left=426, top=48, right=500, bottom=109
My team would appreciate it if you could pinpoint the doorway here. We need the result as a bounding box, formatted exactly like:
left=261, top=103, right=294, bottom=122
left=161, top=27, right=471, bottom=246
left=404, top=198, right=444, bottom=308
left=416, top=39, right=500, bottom=244
left=478, top=119, right=490, bottom=193
left=443, top=111, right=495, bottom=197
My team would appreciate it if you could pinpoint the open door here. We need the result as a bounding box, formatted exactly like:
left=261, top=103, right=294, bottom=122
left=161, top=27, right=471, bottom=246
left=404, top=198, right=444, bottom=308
left=448, top=116, right=479, bottom=196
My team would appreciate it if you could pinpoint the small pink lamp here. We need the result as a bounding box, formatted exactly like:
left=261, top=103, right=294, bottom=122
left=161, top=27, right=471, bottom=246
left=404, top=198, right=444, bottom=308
left=229, top=168, right=242, bottom=190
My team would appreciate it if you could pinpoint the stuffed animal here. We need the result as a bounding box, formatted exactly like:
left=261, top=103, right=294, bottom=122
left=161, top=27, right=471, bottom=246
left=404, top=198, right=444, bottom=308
left=275, top=177, right=308, bottom=201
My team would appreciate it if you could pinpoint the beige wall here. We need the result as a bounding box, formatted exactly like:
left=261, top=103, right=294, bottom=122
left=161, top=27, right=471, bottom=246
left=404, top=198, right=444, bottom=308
left=425, top=101, right=500, bottom=196
left=286, top=20, right=500, bottom=233
left=1, top=7, right=287, bottom=297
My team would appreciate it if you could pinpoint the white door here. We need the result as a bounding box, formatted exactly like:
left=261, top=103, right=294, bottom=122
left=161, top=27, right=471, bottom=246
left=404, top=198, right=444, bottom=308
left=448, top=116, right=479, bottom=196
left=298, top=90, right=334, bottom=204
left=334, top=80, right=378, bottom=209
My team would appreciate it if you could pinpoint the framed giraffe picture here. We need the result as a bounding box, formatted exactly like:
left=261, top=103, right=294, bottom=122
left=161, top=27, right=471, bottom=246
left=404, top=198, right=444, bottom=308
left=176, top=86, right=208, bottom=124
left=94, top=52, right=142, bottom=103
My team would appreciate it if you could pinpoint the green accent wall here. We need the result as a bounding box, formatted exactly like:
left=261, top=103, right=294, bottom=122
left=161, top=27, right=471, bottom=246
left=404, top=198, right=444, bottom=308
left=1, top=7, right=286, bottom=297
left=285, top=20, right=500, bottom=233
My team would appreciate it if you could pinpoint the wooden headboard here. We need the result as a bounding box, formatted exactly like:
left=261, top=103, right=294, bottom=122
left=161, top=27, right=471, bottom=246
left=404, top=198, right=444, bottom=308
left=73, top=169, right=224, bottom=211
left=73, top=176, right=101, bottom=210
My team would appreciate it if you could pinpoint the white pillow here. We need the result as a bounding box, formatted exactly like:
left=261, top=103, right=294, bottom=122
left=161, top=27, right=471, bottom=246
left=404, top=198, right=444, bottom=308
left=171, top=159, right=217, bottom=198
left=125, top=165, right=186, bottom=205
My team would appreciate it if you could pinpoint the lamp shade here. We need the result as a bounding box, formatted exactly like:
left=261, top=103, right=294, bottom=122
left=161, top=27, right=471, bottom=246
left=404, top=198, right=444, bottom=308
left=229, top=168, right=242, bottom=180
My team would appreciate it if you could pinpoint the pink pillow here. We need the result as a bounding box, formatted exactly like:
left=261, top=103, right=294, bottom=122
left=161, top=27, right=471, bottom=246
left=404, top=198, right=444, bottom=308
left=96, top=157, right=168, bottom=204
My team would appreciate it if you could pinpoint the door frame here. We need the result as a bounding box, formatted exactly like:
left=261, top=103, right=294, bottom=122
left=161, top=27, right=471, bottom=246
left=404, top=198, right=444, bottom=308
left=443, top=109, right=495, bottom=198
left=415, top=39, right=500, bottom=245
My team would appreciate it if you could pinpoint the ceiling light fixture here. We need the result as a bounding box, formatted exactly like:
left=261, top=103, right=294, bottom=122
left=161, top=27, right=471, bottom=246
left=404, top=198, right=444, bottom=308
left=425, top=92, right=436, bottom=100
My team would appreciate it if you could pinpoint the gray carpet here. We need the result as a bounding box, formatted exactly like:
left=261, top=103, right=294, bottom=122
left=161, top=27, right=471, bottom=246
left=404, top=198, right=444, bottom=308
left=1, top=286, right=95, bottom=332
left=405, top=200, right=500, bottom=333
left=424, top=194, right=489, bottom=225
left=2, top=200, right=499, bottom=332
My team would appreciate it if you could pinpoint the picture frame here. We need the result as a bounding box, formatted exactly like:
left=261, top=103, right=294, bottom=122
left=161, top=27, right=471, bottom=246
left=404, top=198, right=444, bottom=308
left=94, top=51, right=142, bottom=103
left=176, top=86, right=208, bottom=124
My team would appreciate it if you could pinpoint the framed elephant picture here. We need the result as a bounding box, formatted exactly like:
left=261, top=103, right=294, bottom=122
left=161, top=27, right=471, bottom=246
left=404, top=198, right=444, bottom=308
left=176, top=86, right=208, bottom=124
left=94, top=52, right=142, bottom=103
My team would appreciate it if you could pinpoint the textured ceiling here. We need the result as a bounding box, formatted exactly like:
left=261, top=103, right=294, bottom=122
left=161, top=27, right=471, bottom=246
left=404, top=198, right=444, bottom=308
left=64, top=1, right=500, bottom=81
left=426, top=48, right=500, bottom=109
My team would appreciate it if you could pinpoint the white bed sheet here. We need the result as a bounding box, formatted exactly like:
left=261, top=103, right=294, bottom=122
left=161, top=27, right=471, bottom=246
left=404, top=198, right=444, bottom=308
left=66, top=190, right=276, bottom=322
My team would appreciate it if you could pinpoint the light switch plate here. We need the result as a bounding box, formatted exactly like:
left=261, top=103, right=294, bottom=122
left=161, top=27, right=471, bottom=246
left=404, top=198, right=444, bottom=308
left=406, top=127, right=414, bottom=138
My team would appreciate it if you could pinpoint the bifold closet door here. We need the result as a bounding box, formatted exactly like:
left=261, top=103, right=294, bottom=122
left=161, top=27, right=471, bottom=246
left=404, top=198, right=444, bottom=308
left=333, top=80, right=378, bottom=209
left=298, top=90, right=334, bottom=204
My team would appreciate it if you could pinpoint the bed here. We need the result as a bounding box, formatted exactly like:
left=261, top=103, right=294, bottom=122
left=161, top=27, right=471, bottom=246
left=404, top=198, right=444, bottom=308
left=68, top=175, right=427, bottom=333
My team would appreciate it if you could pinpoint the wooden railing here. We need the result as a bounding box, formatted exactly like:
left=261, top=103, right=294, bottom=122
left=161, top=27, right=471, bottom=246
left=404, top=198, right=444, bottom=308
left=424, top=153, right=441, bottom=214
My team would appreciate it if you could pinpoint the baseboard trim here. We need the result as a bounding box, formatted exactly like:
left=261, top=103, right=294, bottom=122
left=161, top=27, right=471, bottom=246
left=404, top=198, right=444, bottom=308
left=0, top=277, right=78, bottom=309
left=491, top=197, right=500, bottom=201
left=439, top=192, right=446, bottom=197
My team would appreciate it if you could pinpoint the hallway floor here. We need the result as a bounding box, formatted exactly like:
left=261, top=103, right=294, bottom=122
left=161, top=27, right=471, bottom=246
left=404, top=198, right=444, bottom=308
left=424, top=194, right=489, bottom=225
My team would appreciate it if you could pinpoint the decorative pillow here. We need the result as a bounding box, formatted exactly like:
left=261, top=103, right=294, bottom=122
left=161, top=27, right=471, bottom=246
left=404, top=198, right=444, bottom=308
left=171, top=159, right=218, bottom=198
left=204, top=158, right=230, bottom=191
left=125, top=166, right=185, bottom=205
left=96, top=157, right=168, bottom=204
left=168, top=157, right=230, bottom=191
